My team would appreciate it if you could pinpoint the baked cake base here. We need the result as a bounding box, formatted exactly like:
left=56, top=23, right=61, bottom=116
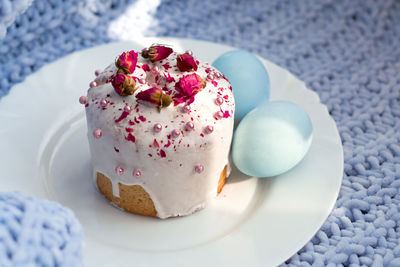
left=96, top=165, right=228, bottom=217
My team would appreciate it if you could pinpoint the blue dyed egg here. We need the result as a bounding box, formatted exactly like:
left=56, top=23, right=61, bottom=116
left=232, top=101, right=313, bottom=177
left=212, top=50, right=270, bottom=121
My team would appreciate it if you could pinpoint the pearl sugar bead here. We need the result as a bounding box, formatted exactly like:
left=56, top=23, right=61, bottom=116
left=154, top=123, right=162, bottom=132
left=214, top=111, right=224, bottom=120
left=79, top=96, right=87, bottom=104
left=185, top=122, right=194, bottom=131
left=100, top=99, right=108, bottom=108
left=124, top=105, right=132, bottom=113
left=115, top=166, right=124, bottom=176
left=206, top=74, right=215, bottom=81
left=93, top=129, right=102, bottom=139
left=171, top=129, right=180, bottom=138
left=151, top=66, right=159, bottom=74
left=194, top=164, right=204, bottom=173
left=205, top=125, right=214, bottom=134
left=133, top=169, right=141, bottom=178
left=182, top=105, right=191, bottom=113
left=215, top=97, right=224, bottom=106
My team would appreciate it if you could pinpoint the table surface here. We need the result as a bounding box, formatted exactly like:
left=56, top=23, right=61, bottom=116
left=1, top=0, right=399, bottom=266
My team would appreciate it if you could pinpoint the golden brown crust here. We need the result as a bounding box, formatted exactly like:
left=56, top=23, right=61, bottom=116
left=96, top=172, right=157, bottom=216
left=217, top=165, right=228, bottom=194
left=96, top=165, right=228, bottom=217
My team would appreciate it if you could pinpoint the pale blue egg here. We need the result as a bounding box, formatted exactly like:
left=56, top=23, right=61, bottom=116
left=232, top=100, right=313, bottom=177
left=212, top=50, right=270, bottom=121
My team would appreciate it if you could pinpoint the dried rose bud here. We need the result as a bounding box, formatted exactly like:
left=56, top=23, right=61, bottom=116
left=115, top=50, right=138, bottom=74
left=136, top=87, right=172, bottom=111
left=112, top=74, right=137, bottom=96
left=142, top=45, right=173, bottom=62
left=176, top=53, right=198, bottom=72
left=173, top=73, right=206, bottom=105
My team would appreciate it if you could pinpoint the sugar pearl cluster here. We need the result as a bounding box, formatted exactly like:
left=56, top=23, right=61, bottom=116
left=205, top=67, right=222, bottom=81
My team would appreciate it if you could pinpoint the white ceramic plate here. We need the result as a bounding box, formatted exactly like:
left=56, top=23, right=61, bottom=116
left=0, top=38, right=343, bottom=267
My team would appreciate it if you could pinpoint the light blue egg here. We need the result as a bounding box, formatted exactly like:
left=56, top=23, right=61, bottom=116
left=232, top=100, right=313, bottom=177
left=212, top=50, right=270, bottom=121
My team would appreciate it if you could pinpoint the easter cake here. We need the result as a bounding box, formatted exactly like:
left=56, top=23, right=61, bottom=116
left=81, top=45, right=235, bottom=219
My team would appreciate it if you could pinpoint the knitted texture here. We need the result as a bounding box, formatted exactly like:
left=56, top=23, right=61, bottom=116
left=0, top=192, right=84, bottom=267
left=0, top=0, right=33, bottom=38
left=1, top=0, right=400, bottom=266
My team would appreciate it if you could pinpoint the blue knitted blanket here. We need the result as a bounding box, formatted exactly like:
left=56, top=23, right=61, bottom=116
left=1, top=0, right=400, bottom=266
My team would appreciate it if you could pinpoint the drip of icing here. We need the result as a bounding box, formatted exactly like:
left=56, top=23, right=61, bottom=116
left=112, top=179, right=120, bottom=197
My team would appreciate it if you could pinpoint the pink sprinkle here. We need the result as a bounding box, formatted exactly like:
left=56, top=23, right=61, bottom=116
left=164, top=140, right=171, bottom=148
left=215, top=72, right=222, bottom=78
left=223, top=110, right=230, bottom=118
left=126, top=127, right=133, bottom=133
left=125, top=133, right=136, bottom=143
left=115, top=111, right=130, bottom=123
left=163, top=62, right=171, bottom=70
left=211, top=81, right=218, bottom=87
left=138, top=115, right=146, bottom=122
left=90, top=81, right=97, bottom=88
left=79, top=96, right=87, bottom=104
left=133, top=169, right=141, bottom=178
left=160, top=149, right=166, bottom=158
left=142, top=64, right=150, bottom=71
left=139, top=78, right=146, bottom=84
left=93, top=129, right=102, bottom=139
left=153, top=139, right=160, bottom=148
left=115, top=166, right=124, bottom=176
left=164, top=72, right=175, bottom=83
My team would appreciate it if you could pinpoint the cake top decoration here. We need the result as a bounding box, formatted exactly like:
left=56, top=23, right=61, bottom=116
left=136, top=87, right=172, bottom=111
left=177, top=52, right=198, bottom=72
left=173, top=73, right=206, bottom=106
left=111, top=73, right=137, bottom=96
left=141, top=44, right=173, bottom=62
left=115, top=50, right=138, bottom=74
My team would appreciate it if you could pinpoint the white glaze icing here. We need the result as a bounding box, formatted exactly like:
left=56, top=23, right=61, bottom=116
left=85, top=49, right=234, bottom=219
